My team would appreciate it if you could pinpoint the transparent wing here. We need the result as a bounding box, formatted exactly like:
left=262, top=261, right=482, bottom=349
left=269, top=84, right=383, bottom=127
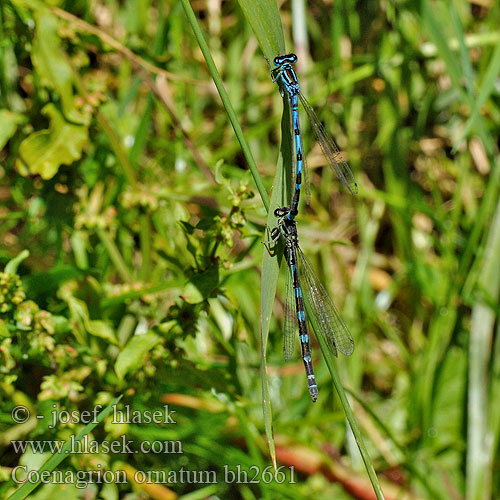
left=298, top=92, right=358, bottom=195
left=297, top=246, right=354, bottom=356
left=283, top=263, right=296, bottom=361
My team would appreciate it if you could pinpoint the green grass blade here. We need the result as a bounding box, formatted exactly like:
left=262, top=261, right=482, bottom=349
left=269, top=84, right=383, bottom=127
left=453, top=42, right=500, bottom=151
left=419, top=0, right=495, bottom=157
left=467, top=198, right=500, bottom=500
left=305, top=300, right=386, bottom=500
left=237, top=0, right=285, bottom=61
left=346, top=389, right=449, bottom=500
left=450, top=1, right=474, bottom=94
left=260, top=97, right=293, bottom=468
left=7, top=395, right=123, bottom=500
left=179, top=0, right=269, bottom=211
left=420, top=0, right=463, bottom=93
left=182, top=0, right=288, bottom=465
left=488, top=321, right=500, bottom=489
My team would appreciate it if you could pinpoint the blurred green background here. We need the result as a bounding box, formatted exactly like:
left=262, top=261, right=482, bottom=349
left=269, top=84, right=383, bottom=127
left=1, top=0, right=499, bottom=499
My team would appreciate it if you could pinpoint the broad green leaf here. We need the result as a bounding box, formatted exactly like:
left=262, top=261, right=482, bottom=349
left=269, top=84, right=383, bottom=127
left=0, top=110, right=24, bottom=150
left=115, top=332, right=160, bottom=380
left=17, top=104, right=89, bottom=179
left=237, top=0, right=285, bottom=61
left=31, top=10, right=86, bottom=125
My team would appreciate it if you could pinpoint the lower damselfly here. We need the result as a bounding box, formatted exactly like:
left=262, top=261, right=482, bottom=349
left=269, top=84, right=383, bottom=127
left=269, top=207, right=354, bottom=401
left=269, top=54, right=358, bottom=220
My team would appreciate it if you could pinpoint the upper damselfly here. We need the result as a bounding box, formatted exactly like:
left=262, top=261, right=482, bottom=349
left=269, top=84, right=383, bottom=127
left=270, top=53, right=358, bottom=219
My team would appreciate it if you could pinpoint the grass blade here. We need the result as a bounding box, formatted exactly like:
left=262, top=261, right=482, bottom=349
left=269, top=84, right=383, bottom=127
left=453, top=43, right=500, bottom=151
left=179, top=0, right=269, bottom=211
left=467, top=198, right=500, bottom=500
left=305, top=299, right=387, bottom=500
left=260, top=98, right=293, bottom=468
left=6, top=395, right=123, bottom=500
left=237, top=0, right=285, bottom=61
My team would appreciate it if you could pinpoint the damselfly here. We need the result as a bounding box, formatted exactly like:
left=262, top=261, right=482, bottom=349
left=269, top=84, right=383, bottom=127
left=269, top=206, right=354, bottom=401
left=270, top=54, right=358, bottom=219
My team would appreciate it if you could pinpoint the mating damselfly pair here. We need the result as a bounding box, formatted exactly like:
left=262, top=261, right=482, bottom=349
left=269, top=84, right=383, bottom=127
left=267, top=53, right=357, bottom=402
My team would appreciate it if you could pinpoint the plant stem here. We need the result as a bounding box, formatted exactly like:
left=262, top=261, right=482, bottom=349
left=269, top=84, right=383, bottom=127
left=179, top=0, right=270, bottom=212
left=307, top=301, right=387, bottom=500
left=96, top=228, right=133, bottom=283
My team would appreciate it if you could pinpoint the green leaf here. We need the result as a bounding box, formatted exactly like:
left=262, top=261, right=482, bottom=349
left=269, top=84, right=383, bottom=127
left=189, top=264, right=219, bottom=300
left=115, top=332, right=160, bottom=380
left=0, top=110, right=24, bottom=150
left=237, top=0, right=285, bottom=61
left=4, top=250, right=29, bottom=275
left=31, top=10, right=86, bottom=125
left=86, top=319, right=117, bottom=344
left=22, top=264, right=83, bottom=296
left=17, top=104, right=89, bottom=179
left=63, top=293, right=117, bottom=345
left=259, top=97, right=293, bottom=469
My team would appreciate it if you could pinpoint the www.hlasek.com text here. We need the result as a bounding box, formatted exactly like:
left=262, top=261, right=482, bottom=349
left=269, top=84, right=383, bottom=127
left=11, top=435, right=182, bottom=455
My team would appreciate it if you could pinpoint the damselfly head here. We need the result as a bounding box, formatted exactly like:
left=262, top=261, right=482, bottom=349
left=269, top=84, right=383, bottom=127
left=274, top=207, right=290, bottom=217
left=273, top=53, right=298, bottom=66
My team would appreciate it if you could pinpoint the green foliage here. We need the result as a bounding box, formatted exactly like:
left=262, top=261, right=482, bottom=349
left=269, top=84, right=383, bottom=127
left=0, top=110, right=24, bottom=150
left=30, top=9, right=88, bottom=125
left=237, top=0, right=285, bottom=61
left=0, top=0, right=499, bottom=499
left=17, top=104, right=89, bottom=179
left=115, top=332, right=160, bottom=380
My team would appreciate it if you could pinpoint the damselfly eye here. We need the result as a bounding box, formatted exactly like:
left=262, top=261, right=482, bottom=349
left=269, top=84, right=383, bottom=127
left=289, top=53, right=297, bottom=63
left=273, top=57, right=280, bottom=65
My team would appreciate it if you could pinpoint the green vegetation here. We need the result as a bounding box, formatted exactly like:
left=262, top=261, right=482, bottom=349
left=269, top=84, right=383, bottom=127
left=1, top=1, right=499, bottom=499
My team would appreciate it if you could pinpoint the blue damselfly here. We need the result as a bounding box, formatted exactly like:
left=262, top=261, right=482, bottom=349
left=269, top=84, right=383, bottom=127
left=270, top=54, right=358, bottom=219
left=269, top=206, right=354, bottom=401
